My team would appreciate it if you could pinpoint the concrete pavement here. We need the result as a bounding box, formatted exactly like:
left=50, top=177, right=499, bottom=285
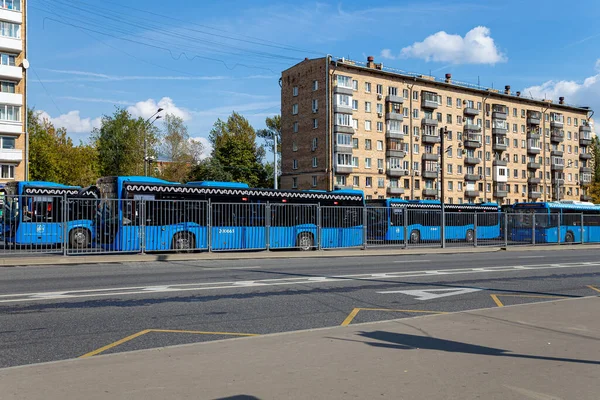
left=2, top=243, right=600, bottom=267
left=1, top=297, right=598, bottom=400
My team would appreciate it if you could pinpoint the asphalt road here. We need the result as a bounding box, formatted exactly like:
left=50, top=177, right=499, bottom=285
left=0, top=248, right=599, bottom=368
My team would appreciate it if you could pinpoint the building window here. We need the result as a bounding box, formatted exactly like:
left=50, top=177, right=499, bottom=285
left=0, top=105, right=19, bottom=122
left=365, top=82, right=371, bottom=93
left=447, top=96, right=452, bottom=107
left=446, top=114, right=452, bottom=124
left=413, top=144, right=419, bottom=154
left=456, top=98, right=462, bottom=108
left=292, top=86, right=298, bottom=96
left=292, top=142, right=297, bottom=152
left=412, top=109, right=419, bottom=118
left=0, top=53, right=16, bottom=66
left=512, top=124, right=517, bottom=133
left=335, top=113, right=352, bottom=127
left=352, top=157, right=359, bottom=167
left=378, top=178, right=385, bottom=188
left=1, top=136, right=14, bottom=149
left=312, top=80, right=318, bottom=91
left=312, top=157, right=317, bottom=168
left=312, top=118, right=318, bottom=129
left=365, top=177, right=372, bottom=187
left=352, top=100, right=358, bottom=110
left=0, top=81, right=15, bottom=93
left=0, top=22, right=20, bottom=39
left=365, top=139, right=372, bottom=150
left=376, top=121, right=383, bottom=132
left=292, top=104, right=298, bottom=115
left=377, top=158, right=384, bottom=169
left=365, top=102, right=371, bottom=113
left=293, top=122, right=298, bottom=133
left=457, top=116, right=462, bottom=124
left=292, top=159, right=298, bottom=169
left=292, top=177, right=298, bottom=188
left=337, top=153, right=353, bottom=166
left=352, top=80, right=358, bottom=91
left=312, top=138, right=318, bottom=150
left=312, top=99, right=318, bottom=112
left=377, top=84, right=383, bottom=95
left=312, top=176, right=318, bottom=187
left=353, top=176, right=359, bottom=187
left=513, top=108, right=517, bottom=117
left=337, top=75, right=352, bottom=88
left=352, top=119, right=358, bottom=129
left=352, top=138, right=358, bottom=149
left=336, top=176, right=347, bottom=186
left=376, top=103, right=383, bottom=114
left=377, top=140, right=383, bottom=151
left=365, top=120, right=372, bottom=131
left=413, top=91, right=419, bottom=100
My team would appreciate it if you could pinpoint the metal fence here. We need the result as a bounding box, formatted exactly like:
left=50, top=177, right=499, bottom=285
left=0, top=197, right=598, bottom=257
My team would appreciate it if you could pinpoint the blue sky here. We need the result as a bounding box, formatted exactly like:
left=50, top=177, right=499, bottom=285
left=29, top=0, right=600, bottom=155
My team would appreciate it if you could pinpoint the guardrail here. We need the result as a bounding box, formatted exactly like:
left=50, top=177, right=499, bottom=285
left=0, top=196, right=598, bottom=257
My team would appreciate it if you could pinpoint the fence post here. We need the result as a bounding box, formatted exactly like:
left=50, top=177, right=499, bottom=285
left=362, top=206, right=368, bottom=250
left=207, top=201, right=212, bottom=253
left=403, top=208, right=408, bottom=249
left=441, top=207, right=446, bottom=249
left=316, top=205, right=322, bottom=251
left=581, top=213, right=585, bottom=245
left=532, top=214, right=536, bottom=245
left=62, top=194, right=68, bottom=256
left=557, top=213, right=561, bottom=245
left=265, top=203, right=271, bottom=252
left=503, top=212, right=509, bottom=248
left=139, top=199, right=146, bottom=255
left=473, top=213, right=478, bottom=248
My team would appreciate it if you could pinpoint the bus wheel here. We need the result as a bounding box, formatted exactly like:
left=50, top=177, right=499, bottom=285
left=565, top=232, right=574, bottom=243
left=466, top=229, right=474, bottom=243
left=70, top=228, right=90, bottom=249
left=172, top=232, right=195, bottom=252
left=297, top=233, right=314, bottom=251
left=409, top=230, right=420, bottom=244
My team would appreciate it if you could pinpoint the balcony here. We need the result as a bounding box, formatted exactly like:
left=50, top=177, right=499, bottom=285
left=385, top=130, right=404, bottom=140
left=334, top=125, right=354, bottom=135
left=422, top=170, right=438, bottom=179
left=527, top=131, right=541, bottom=140
left=387, top=168, right=409, bottom=177
left=0, top=36, right=22, bottom=53
left=463, top=136, right=482, bottom=148
left=465, top=190, right=480, bottom=198
left=580, top=167, right=593, bottom=174
left=464, top=157, right=481, bottom=165
left=421, top=118, right=438, bottom=127
left=551, top=131, right=564, bottom=143
left=550, top=115, right=564, bottom=128
left=422, top=188, right=438, bottom=197
left=494, top=185, right=508, bottom=198
left=492, top=105, right=507, bottom=120
left=464, top=123, right=481, bottom=132
left=386, top=95, right=404, bottom=104
left=580, top=152, right=592, bottom=160
left=333, top=85, right=353, bottom=96
left=551, top=162, right=564, bottom=171
left=0, top=148, right=22, bottom=162
left=580, top=135, right=592, bottom=147
left=529, top=191, right=542, bottom=200
left=335, top=144, right=353, bottom=154
left=581, top=173, right=593, bottom=184
left=335, top=165, right=353, bottom=174
left=527, top=162, right=541, bottom=170
left=527, top=146, right=541, bottom=155
left=387, top=187, right=405, bottom=196
left=386, top=149, right=406, bottom=158
left=0, top=65, right=21, bottom=81
left=581, top=194, right=592, bottom=202
left=551, top=150, right=563, bottom=157
left=0, top=120, right=22, bottom=134
left=493, top=159, right=507, bottom=167
left=463, top=107, right=479, bottom=116
left=528, top=176, right=541, bottom=184
left=464, top=173, right=480, bottom=181
left=421, top=134, right=441, bottom=144
left=333, top=104, right=353, bottom=114
left=526, top=111, right=541, bottom=126
left=385, top=112, right=403, bottom=122
left=422, top=153, right=438, bottom=162
left=580, top=123, right=592, bottom=134
left=492, top=124, right=508, bottom=136
left=492, top=140, right=508, bottom=152
left=421, top=94, right=439, bottom=109
left=0, top=9, right=22, bottom=25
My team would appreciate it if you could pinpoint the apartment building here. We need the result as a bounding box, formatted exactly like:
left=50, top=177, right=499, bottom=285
left=0, top=0, right=26, bottom=185
left=280, top=56, right=595, bottom=204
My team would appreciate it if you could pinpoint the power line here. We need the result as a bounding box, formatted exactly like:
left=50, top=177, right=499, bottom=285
left=31, top=67, right=63, bottom=115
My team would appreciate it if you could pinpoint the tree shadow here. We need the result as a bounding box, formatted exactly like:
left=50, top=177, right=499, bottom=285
left=213, top=396, right=261, bottom=400
left=338, top=331, right=600, bottom=366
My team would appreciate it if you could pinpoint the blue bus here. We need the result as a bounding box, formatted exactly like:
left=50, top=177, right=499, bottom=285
left=95, top=176, right=365, bottom=252
left=510, top=201, right=600, bottom=243
left=366, top=199, right=500, bottom=244
left=3, top=181, right=98, bottom=248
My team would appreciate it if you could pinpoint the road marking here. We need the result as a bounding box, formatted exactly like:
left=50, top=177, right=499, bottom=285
left=2, top=261, right=598, bottom=304
left=490, top=293, right=569, bottom=308
left=79, top=329, right=257, bottom=358
left=587, top=285, right=600, bottom=293
left=377, top=288, right=482, bottom=300
left=393, top=260, right=431, bottom=264
left=341, top=308, right=445, bottom=326
left=518, top=256, right=545, bottom=259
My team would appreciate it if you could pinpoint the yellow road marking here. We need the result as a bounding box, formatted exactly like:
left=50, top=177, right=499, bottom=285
left=341, top=308, right=445, bottom=327
left=588, top=285, right=600, bottom=293
left=490, top=294, right=504, bottom=307
left=79, top=329, right=257, bottom=358
left=79, top=329, right=152, bottom=358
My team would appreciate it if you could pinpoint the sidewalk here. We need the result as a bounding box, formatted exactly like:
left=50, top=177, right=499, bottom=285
left=2, top=244, right=600, bottom=267
left=1, top=297, right=598, bottom=400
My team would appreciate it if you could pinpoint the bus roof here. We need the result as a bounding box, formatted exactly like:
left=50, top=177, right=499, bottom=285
left=514, top=201, right=600, bottom=211
left=16, top=181, right=79, bottom=189
left=385, top=199, right=499, bottom=207
left=187, top=181, right=250, bottom=189
left=117, top=176, right=176, bottom=185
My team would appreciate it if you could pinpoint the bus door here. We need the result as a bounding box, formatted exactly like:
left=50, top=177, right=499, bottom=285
left=20, top=195, right=63, bottom=245
left=211, top=202, right=267, bottom=251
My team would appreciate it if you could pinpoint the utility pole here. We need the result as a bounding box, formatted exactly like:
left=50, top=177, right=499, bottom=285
left=143, top=108, right=163, bottom=176
left=440, top=126, right=447, bottom=248
left=273, top=132, right=278, bottom=189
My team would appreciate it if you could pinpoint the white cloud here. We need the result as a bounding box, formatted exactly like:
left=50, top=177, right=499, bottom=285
left=39, top=110, right=102, bottom=134
left=128, top=97, right=192, bottom=121
left=399, top=26, right=506, bottom=65
left=380, top=49, right=395, bottom=60
left=523, top=68, right=599, bottom=135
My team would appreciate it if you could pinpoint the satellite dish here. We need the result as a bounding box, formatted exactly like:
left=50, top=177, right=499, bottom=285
left=22, top=59, right=29, bottom=69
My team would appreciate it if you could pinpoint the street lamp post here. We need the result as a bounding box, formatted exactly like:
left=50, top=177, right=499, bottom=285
left=554, top=160, right=573, bottom=201
left=143, top=108, right=163, bottom=176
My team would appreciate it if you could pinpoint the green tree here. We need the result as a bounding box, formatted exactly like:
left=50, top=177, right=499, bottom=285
left=187, top=158, right=233, bottom=183
left=158, top=114, right=203, bottom=182
left=208, top=112, right=268, bottom=187
left=28, top=109, right=98, bottom=186
left=92, top=108, right=158, bottom=177
left=256, top=115, right=281, bottom=188
left=591, top=136, right=600, bottom=184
